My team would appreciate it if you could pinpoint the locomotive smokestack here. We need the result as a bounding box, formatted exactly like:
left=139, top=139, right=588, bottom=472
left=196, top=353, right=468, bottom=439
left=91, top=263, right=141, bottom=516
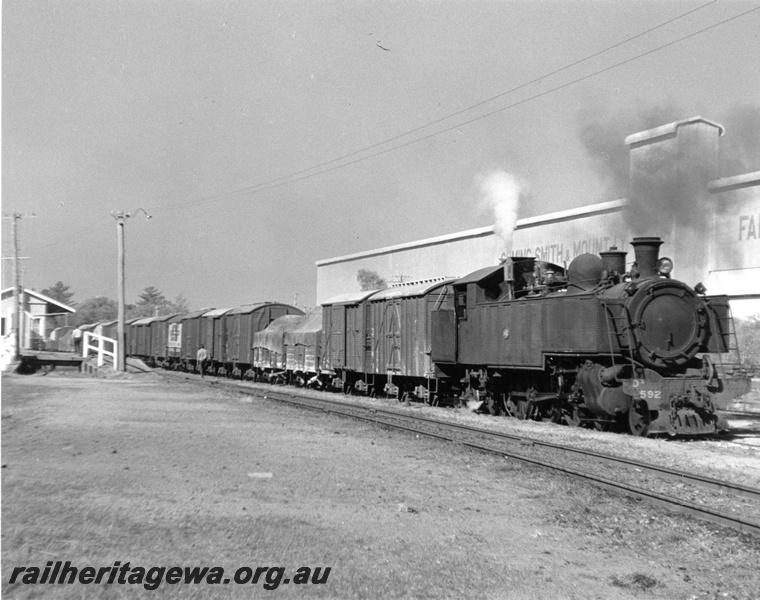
left=599, top=246, right=627, bottom=280
left=630, top=237, right=663, bottom=280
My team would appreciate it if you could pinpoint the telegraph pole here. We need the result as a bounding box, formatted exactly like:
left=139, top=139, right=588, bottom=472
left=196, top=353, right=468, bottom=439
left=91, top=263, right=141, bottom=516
left=12, top=213, right=21, bottom=359
left=111, top=209, right=151, bottom=372
left=4, top=211, right=35, bottom=360
left=114, top=212, right=127, bottom=371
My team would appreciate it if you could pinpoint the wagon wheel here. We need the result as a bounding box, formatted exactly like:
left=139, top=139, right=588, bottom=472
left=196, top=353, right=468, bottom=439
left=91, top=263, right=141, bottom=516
left=485, top=394, right=501, bottom=416
left=506, top=397, right=528, bottom=420
left=549, top=406, right=565, bottom=424
left=517, top=399, right=531, bottom=420
left=628, top=400, right=651, bottom=437
left=503, top=395, right=517, bottom=418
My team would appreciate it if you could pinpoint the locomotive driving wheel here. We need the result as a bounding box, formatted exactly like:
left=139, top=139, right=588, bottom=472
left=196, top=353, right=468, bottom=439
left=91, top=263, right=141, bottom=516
left=564, top=406, right=594, bottom=428
left=564, top=406, right=582, bottom=427
left=628, top=400, right=651, bottom=436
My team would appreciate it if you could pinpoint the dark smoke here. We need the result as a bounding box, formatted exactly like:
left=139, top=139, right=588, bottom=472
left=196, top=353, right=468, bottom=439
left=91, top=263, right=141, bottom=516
left=720, top=104, right=760, bottom=177
left=578, top=102, right=759, bottom=237
left=577, top=101, right=681, bottom=203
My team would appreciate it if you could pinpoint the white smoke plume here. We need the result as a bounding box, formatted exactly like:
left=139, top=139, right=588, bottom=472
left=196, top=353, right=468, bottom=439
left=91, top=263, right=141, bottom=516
left=478, top=170, right=523, bottom=255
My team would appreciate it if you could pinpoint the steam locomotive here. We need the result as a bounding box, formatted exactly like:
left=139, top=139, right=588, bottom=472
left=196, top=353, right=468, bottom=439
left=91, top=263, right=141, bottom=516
left=428, top=236, right=743, bottom=436
left=123, top=236, right=750, bottom=437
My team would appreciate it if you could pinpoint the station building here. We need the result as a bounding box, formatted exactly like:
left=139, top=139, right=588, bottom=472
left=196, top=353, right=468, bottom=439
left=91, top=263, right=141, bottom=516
left=316, top=117, right=760, bottom=317
left=1, top=288, right=76, bottom=352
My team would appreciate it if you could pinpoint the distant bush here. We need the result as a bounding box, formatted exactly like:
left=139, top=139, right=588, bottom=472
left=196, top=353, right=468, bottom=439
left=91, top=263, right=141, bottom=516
left=735, top=314, right=760, bottom=367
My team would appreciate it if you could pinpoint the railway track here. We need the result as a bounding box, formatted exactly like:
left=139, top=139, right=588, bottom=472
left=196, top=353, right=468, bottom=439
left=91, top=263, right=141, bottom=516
left=176, top=374, right=760, bottom=537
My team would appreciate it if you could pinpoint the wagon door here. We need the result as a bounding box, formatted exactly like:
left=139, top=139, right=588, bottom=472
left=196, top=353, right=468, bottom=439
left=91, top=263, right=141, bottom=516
left=379, top=299, right=402, bottom=375
left=345, top=303, right=365, bottom=372
left=320, top=305, right=333, bottom=371
left=363, top=302, right=373, bottom=373
left=214, top=315, right=227, bottom=363
left=201, top=317, right=214, bottom=358
left=330, top=305, right=346, bottom=368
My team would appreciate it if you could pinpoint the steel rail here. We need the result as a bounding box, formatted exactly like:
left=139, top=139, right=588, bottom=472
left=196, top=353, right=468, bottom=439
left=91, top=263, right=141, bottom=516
left=167, top=374, right=760, bottom=537
left=253, top=388, right=760, bottom=537
left=252, top=385, right=759, bottom=502
left=370, top=406, right=760, bottom=502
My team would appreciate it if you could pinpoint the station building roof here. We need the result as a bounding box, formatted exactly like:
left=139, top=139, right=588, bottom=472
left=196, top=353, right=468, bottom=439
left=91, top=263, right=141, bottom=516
left=1, top=287, right=76, bottom=315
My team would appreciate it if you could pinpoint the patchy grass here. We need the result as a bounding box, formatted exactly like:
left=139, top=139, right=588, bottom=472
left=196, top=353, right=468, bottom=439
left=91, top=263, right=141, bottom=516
left=3, top=373, right=760, bottom=600
left=610, top=573, right=659, bottom=591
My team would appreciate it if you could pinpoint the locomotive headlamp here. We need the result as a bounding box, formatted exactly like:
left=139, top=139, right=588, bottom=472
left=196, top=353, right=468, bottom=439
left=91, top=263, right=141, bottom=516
left=656, top=257, right=673, bottom=277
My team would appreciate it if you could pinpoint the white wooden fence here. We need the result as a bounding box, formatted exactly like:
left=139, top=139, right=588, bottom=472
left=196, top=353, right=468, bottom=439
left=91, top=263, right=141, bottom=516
left=83, top=331, right=117, bottom=369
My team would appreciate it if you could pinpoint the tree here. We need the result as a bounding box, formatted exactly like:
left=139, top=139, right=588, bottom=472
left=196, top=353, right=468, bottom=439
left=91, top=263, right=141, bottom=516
left=735, top=314, right=760, bottom=366
left=128, top=286, right=167, bottom=318
left=41, top=281, right=75, bottom=306
left=136, top=286, right=166, bottom=309
left=73, top=296, right=118, bottom=326
left=357, top=269, right=387, bottom=291
left=127, top=288, right=190, bottom=318
left=40, top=281, right=76, bottom=327
left=166, top=294, right=189, bottom=316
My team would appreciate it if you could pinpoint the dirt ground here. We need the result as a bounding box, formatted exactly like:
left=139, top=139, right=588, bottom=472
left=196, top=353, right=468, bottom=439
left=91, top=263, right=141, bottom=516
left=2, top=371, right=760, bottom=600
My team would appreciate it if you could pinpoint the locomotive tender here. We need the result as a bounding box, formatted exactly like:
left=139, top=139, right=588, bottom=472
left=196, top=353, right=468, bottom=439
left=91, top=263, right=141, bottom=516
left=124, top=236, right=750, bottom=437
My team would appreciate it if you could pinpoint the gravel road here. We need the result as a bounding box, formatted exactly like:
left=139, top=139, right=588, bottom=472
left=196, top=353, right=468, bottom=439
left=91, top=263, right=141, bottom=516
left=3, top=371, right=759, bottom=600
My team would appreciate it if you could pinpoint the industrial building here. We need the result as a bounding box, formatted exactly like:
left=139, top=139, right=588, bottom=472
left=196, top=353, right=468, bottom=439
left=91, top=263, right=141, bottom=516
left=316, top=117, right=759, bottom=317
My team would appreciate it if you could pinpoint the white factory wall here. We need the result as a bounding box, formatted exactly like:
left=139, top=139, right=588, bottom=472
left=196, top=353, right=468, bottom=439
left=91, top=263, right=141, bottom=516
left=316, top=228, right=502, bottom=303
left=706, top=172, right=760, bottom=318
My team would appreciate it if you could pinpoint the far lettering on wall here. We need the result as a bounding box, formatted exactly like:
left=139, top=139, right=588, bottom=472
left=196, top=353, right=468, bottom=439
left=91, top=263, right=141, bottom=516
left=739, top=215, right=758, bottom=241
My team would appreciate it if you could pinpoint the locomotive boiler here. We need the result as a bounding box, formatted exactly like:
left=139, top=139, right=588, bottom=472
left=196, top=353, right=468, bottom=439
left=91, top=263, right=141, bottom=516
left=431, top=236, right=742, bottom=436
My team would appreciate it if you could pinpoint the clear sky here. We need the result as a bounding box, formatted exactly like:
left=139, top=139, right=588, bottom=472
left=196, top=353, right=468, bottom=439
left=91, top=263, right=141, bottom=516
left=3, top=0, right=759, bottom=310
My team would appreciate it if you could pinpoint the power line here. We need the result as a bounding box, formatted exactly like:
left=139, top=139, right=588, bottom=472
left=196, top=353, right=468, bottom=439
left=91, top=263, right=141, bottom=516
left=23, top=2, right=758, bottom=257
left=26, top=215, right=111, bottom=251
left=154, top=1, right=757, bottom=214
left=161, top=0, right=716, bottom=205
